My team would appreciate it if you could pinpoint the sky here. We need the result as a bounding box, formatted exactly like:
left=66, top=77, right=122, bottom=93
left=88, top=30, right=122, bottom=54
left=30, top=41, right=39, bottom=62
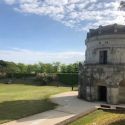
left=0, top=0, right=124, bottom=64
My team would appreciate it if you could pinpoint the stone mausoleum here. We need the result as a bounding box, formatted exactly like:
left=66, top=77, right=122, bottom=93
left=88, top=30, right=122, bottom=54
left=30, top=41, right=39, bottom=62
left=79, top=24, right=125, bottom=104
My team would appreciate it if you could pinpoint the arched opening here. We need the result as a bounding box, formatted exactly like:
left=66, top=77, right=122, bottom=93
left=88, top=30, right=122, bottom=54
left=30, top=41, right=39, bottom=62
left=119, top=80, right=125, bottom=103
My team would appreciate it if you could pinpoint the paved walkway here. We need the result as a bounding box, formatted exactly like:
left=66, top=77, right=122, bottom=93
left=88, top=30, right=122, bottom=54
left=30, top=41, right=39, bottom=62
left=2, top=91, right=99, bottom=125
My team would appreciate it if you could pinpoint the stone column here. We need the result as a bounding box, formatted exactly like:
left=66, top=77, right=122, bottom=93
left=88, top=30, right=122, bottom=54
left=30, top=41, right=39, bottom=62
left=107, top=87, right=119, bottom=104
left=86, top=86, right=91, bottom=101
left=86, top=86, right=95, bottom=101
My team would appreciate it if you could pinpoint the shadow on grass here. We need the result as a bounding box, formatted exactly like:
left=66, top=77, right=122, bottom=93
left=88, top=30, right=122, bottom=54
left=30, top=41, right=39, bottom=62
left=101, top=109, right=125, bottom=125
left=0, top=99, right=57, bottom=124
left=0, top=93, right=79, bottom=124
left=103, top=109, right=125, bottom=114
left=109, top=119, right=125, bottom=125
left=0, top=79, right=67, bottom=87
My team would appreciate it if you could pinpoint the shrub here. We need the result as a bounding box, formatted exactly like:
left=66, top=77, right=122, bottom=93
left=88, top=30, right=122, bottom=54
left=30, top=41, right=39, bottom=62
left=35, top=73, right=58, bottom=85
left=57, top=73, right=78, bottom=86
left=6, top=73, right=36, bottom=78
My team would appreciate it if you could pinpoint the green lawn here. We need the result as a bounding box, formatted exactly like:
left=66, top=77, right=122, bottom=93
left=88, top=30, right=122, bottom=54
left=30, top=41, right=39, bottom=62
left=69, top=109, right=125, bottom=125
left=0, top=83, right=70, bottom=124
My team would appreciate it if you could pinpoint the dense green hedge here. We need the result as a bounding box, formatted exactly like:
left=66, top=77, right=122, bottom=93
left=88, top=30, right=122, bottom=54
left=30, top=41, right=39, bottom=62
left=35, top=73, right=78, bottom=86
left=57, top=73, right=78, bottom=86
left=5, top=73, right=78, bottom=86
left=7, top=73, right=36, bottom=78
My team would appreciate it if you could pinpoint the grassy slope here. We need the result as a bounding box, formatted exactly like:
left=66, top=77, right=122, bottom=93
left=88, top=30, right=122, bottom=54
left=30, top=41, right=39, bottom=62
left=69, top=110, right=125, bottom=125
left=0, top=83, right=70, bottom=124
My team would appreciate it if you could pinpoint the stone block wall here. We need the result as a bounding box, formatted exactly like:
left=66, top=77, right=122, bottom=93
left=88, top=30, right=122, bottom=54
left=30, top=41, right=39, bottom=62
left=79, top=63, right=125, bottom=104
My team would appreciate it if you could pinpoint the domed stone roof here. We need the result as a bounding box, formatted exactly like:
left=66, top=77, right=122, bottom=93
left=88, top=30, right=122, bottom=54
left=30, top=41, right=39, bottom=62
left=87, top=24, right=125, bottom=38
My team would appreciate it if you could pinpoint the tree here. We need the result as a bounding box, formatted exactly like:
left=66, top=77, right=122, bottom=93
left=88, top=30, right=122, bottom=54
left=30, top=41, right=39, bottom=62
left=27, top=64, right=35, bottom=73
left=52, top=62, right=60, bottom=73
left=7, top=62, right=19, bottom=73
left=6, top=62, right=20, bottom=78
left=38, top=63, right=45, bottom=73
left=0, top=60, right=7, bottom=74
left=60, top=64, right=67, bottom=73
left=72, top=63, right=79, bottom=73
left=17, top=63, right=27, bottom=73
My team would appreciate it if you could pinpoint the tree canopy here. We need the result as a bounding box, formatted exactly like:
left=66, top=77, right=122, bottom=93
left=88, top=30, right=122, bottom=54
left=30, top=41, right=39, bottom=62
left=0, top=60, right=79, bottom=74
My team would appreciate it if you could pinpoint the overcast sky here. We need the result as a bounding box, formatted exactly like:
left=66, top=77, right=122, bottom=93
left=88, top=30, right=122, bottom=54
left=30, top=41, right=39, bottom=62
left=0, top=0, right=124, bottom=64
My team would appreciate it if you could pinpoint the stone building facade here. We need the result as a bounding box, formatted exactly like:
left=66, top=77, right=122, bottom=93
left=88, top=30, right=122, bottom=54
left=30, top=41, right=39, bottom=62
left=79, top=24, right=125, bottom=104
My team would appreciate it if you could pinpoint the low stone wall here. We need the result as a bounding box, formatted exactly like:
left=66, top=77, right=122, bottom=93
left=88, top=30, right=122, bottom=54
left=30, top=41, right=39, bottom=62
left=55, top=108, right=96, bottom=125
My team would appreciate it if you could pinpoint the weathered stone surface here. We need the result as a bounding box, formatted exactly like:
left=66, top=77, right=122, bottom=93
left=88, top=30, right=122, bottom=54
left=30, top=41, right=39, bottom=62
left=79, top=24, right=125, bottom=104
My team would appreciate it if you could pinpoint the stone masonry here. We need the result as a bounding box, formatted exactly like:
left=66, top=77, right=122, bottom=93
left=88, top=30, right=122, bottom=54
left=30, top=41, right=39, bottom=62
left=79, top=24, right=125, bottom=104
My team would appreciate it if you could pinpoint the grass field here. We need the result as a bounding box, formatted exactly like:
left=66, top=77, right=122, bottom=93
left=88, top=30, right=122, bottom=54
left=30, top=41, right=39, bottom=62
left=0, top=83, right=70, bottom=124
left=69, top=109, right=125, bottom=125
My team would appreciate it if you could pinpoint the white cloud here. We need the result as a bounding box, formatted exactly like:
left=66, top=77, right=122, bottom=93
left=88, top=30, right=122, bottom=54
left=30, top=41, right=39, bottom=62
left=4, top=0, right=16, bottom=5
left=45, top=0, right=68, bottom=6
left=3, top=0, right=125, bottom=31
left=0, top=48, right=84, bottom=64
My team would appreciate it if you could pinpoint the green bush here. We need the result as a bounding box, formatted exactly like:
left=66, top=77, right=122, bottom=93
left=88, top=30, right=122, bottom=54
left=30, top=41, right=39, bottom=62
left=5, top=73, right=78, bottom=86
left=35, top=73, right=58, bottom=85
left=6, top=73, right=36, bottom=78
left=35, top=73, right=78, bottom=86
left=57, top=73, right=78, bottom=86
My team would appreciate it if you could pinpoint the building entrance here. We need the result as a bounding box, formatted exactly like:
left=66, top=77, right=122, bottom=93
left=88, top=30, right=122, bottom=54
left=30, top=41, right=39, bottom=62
left=98, top=86, right=107, bottom=101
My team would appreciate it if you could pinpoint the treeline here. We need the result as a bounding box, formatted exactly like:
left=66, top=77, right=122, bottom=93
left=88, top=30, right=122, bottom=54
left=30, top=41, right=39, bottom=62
left=0, top=60, right=79, bottom=74
left=0, top=60, right=79, bottom=87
